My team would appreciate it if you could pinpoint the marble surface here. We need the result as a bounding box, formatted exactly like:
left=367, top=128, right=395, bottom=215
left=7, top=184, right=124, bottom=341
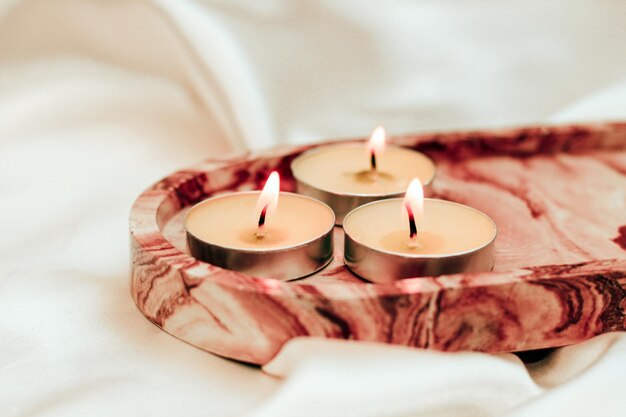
left=130, top=122, right=626, bottom=365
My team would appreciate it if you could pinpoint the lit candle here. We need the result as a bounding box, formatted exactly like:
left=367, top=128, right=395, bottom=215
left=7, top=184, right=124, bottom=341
left=343, top=178, right=497, bottom=283
left=291, top=126, right=436, bottom=225
left=185, top=171, right=335, bottom=281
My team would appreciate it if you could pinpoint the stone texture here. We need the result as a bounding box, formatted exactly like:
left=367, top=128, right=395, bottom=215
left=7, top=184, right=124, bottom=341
left=130, top=122, right=626, bottom=365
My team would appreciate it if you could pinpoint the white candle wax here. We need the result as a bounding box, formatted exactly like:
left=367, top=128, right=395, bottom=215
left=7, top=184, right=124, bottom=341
left=185, top=189, right=335, bottom=281
left=186, top=192, right=334, bottom=250
left=292, top=143, right=436, bottom=195
left=344, top=199, right=496, bottom=255
left=343, top=198, right=497, bottom=282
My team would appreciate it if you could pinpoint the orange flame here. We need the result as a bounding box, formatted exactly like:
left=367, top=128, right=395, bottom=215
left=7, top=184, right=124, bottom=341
left=403, top=178, right=424, bottom=225
left=403, top=178, right=424, bottom=247
left=368, top=126, right=386, bottom=157
left=255, top=171, right=280, bottom=237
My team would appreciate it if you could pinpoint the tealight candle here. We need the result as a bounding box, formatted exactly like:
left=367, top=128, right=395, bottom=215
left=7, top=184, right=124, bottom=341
left=291, top=126, right=436, bottom=225
left=343, top=178, right=497, bottom=283
left=185, top=172, right=335, bottom=281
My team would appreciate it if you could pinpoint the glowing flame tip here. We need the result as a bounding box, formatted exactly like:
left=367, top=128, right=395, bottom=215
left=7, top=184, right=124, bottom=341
left=255, top=171, right=280, bottom=232
left=368, top=126, right=386, bottom=155
left=403, top=178, right=424, bottom=230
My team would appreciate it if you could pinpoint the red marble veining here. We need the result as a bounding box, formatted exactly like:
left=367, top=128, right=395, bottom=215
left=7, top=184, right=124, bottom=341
left=613, top=226, right=626, bottom=250
left=130, top=122, right=626, bottom=365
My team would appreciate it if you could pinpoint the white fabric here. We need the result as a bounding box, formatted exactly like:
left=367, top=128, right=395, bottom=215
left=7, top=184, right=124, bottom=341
left=1, top=1, right=625, bottom=416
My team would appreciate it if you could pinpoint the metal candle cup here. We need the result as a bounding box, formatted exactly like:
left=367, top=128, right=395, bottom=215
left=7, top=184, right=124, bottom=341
left=291, top=142, right=436, bottom=225
left=185, top=191, right=335, bottom=281
left=343, top=198, right=497, bottom=283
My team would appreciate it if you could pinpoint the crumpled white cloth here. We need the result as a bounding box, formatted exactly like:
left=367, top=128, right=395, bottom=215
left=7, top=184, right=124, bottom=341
left=1, top=1, right=625, bottom=416
left=251, top=333, right=626, bottom=417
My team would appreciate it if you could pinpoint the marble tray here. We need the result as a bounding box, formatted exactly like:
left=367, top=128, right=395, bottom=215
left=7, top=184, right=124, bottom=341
left=130, top=122, right=626, bottom=365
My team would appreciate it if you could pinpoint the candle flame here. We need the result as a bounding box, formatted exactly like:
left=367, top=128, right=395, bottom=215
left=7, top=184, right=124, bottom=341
left=255, top=171, right=280, bottom=237
left=368, top=125, right=386, bottom=157
left=403, top=178, right=424, bottom=248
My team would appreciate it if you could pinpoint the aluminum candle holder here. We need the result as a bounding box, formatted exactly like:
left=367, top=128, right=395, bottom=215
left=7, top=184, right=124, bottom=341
left=343, top=239, right=496, bottom=283
left=291, top=143, right=436, bottom=225
left=343, top=198, right=498, bottom=283
left=186, top=192, right=335, bottom=281
left=343, top=200, right=497, bottom=283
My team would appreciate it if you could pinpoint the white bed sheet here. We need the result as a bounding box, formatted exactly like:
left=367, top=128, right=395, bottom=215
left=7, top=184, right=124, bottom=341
left=1, top=1, right=625, bottom=416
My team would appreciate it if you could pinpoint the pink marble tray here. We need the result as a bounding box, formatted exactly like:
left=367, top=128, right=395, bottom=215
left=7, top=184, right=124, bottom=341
left=130, top=122, right=626, bottom=365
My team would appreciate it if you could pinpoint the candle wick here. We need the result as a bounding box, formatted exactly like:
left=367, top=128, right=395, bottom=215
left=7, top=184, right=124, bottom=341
left=370, top=151, right=377, bottom=172
left=256, top=204, right=269, bottom=238
left=405, top=202, right=419, bottom=248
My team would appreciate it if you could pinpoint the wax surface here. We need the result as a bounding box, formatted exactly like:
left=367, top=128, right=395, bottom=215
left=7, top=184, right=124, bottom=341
left=186, top=193, right=334, bottom=249
left=344, top=199, right=496, bottom=255
left=292, top=143, right=435, bottom=194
